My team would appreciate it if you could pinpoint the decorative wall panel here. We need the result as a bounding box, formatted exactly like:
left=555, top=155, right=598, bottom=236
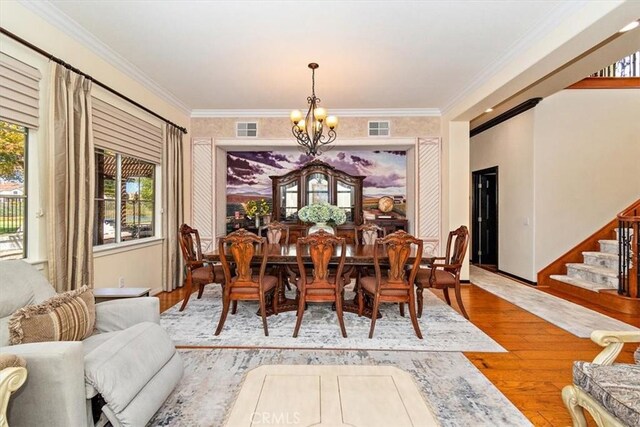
left=191, top=137, right=215, bottom=252
left=417, top=137, right=441, bottom=255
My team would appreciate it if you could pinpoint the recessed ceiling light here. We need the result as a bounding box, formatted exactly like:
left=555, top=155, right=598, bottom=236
left=485, top=108, right=494, bottom=113
left=619, top=20, right=639, bottom=33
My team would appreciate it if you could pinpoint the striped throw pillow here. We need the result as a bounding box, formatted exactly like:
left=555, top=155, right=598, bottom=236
left=8, top=286, right=95, bottom=345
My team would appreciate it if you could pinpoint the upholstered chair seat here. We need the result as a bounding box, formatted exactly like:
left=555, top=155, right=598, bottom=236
left=416, top=268, right=456, bottom=287
left=230, top=275, right=278, bottom=292
left=359, top=276, right=411, bottom=296
left=571, top=361, right=640, bottom=426
left=191, top=264, right=223, bottom=282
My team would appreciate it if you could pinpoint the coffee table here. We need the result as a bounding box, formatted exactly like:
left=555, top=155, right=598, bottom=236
left=225, top=365, right=439, bottom=427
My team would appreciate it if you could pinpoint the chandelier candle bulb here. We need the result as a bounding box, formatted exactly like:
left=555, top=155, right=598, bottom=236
left=297, top=119, right=306, bottom=131
left=314, top=107, right=327, bottom=121
left=326, top=115, right=338, bottom=129
left=290, top=109, right=302, bottom=124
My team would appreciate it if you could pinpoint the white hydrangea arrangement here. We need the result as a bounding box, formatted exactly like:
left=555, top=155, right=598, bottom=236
left=298, top=202, right=347, bottom=225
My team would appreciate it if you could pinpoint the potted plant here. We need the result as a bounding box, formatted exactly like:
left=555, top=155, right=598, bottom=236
left=242, top=199, right=270, bottom=228
left=298, top=202, right=347, bottom=235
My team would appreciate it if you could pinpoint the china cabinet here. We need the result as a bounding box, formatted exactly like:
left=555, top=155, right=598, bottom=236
left=270, top=160, right=364, bottom=242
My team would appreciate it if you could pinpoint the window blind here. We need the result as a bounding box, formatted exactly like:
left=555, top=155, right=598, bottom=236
left=0, top=52, right=41, bottom=129
left=92, top=97, right=163, bottom=164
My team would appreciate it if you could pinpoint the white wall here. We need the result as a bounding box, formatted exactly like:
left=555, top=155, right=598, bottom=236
left=1, top=2, right=190, bottom=294
left=533, top=89, right=640, bottom=271
left=470, top=110, right=536, bottom=281
left=470, top=88, right=640, bottom=281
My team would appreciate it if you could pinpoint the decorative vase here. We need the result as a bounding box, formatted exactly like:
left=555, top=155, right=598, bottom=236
left=308, top=222, right=334, bottom=235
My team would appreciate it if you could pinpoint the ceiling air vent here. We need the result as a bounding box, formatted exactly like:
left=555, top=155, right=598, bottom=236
left=236, top=122, right=258, bottom=137
left=368, top=121, right=390, bottom=136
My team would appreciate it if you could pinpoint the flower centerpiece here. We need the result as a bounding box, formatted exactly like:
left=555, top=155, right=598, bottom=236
left=242, top=199, right=270, bottom=227
left=297, top=202, right=346, bottom=235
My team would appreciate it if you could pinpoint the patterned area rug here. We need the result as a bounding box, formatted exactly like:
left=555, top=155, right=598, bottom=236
left=160, top=286, right=504, bottom=352
left=150, top=348, right=532, bottom=427
left=470, top=266, right=639, bottom=338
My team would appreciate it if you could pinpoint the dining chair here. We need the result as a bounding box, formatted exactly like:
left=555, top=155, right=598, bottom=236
left=177, top=223, right=224, bottom=311
left=355, top=223, right=385, bottom=245
left=415, top=225, right=470, bottom=319
left=259, top=221, right=290, bottom=245
left=357, top=230, right=423, bottom=339
left=293, top=229, right=347, bottom=338
left=215, top=228, right=278, bottom=336
left=259, top=221, right=291, bottom=290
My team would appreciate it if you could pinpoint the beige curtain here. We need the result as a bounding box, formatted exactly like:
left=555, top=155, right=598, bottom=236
left=48, top=64, right=94, bottom=292
left=162, top=124, right=184, bottom=291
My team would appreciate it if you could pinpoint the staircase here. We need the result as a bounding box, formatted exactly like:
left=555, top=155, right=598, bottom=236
left=550, top=229, right=625, bottom=292
left=538, top=200, right=640, bottom=315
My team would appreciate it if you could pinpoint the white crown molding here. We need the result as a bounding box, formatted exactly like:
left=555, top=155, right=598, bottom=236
left=19, top=0, right=191, bottom=116
left=441, top=0, right=590, bottom=116
left=191, top=108, right=441, bottom=118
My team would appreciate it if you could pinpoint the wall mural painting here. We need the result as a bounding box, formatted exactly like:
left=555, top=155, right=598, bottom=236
left=226, top=150, right=407, bottom=222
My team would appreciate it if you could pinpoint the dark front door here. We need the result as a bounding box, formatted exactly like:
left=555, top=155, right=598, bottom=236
left=472, top=167, right=498, bottom=266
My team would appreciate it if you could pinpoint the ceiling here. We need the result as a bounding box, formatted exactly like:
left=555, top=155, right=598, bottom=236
left=43, top=0, right=586, bottom=112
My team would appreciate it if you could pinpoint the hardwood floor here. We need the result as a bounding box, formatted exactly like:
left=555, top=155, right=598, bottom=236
left=157, top=282, right=640, bottom=426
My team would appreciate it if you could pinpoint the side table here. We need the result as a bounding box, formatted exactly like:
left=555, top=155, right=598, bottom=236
left=93, top=287, right=151, bottom=303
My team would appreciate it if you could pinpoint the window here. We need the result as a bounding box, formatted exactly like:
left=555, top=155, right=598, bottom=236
left=236, top=122, right=258, bottom=137
left=94, top=149, right=156, bottom=247
left=368, top=121, right=390, bottom=136
left=0, top=121, right=27, bottom=258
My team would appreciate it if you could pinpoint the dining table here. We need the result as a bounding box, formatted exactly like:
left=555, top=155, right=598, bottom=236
left=204, top=243, right=434, bottom=319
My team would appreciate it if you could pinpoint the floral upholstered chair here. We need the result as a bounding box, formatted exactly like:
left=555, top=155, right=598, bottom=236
left=562, top=330, right=640, bottom=427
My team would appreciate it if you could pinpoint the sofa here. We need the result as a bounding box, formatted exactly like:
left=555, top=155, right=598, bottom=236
left=562, top=329, right=640, bottom=427
left=0, top=260, right=183, bottom=427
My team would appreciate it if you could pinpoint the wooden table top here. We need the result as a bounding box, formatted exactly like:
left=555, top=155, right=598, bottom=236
left=204, top=243, right=433, bottom=266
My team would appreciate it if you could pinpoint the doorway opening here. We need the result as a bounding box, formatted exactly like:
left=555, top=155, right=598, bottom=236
left=472, top=166, right=498, bottom=269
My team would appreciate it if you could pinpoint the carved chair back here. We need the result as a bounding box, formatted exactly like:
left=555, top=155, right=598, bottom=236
left=259, top=221, right=290, bottom=245
left=218, top=229, right=267, bottom=289
left=178, top=223, right=203, bottom=265
left=373, top=230, right=423, bottom=289
left=443, top=226, right=469, bottom=275
left=296, top=230, right=346, bottom=289
left=356, top=223, right=385, bottom=245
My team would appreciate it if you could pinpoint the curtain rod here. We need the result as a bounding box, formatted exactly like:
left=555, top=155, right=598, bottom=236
left=0, top=27, right=188, bottom=134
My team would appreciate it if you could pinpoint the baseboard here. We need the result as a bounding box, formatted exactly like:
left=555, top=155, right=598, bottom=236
left=496, top=269, right=537, bottom=286
left=461, top=279, right=470, bottom=284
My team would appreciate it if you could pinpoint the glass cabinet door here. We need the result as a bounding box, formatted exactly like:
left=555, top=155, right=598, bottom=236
left=280, top=181, right=298, bottom=220
left=336, top=180, right=355, bottom=222
left=306, top=173, right=329, bottom=204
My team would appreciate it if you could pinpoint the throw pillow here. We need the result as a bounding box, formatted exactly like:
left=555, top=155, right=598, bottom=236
left=8, top=286, right=95, bottom=345
left=0, top=353, right=26, bottom=370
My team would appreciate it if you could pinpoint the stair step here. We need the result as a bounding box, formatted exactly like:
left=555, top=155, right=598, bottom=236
left=598, top=239, right=619, bottom=255
left=550, top=274, right=612, bottom=292
left=583, top=251, right=618, bottom=270
left=566, top=263, right=618, bottom=288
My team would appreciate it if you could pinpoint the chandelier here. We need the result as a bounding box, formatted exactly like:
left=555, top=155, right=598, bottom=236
left=290, top=63, right=338, bottom=156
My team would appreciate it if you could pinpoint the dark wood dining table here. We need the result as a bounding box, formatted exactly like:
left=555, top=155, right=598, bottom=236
left=204, top=243, right=434, bottom=318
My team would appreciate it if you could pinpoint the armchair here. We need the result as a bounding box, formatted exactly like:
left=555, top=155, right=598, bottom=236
left=0, top=260, right=183, bottom=427
left=562, top=330, right=640, bottom=427
left=415, top=226, right=469, bottom=319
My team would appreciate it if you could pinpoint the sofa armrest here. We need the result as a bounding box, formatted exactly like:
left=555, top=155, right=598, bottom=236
left=1, top=341, right=87, bottom=427
left=590, top=330, right=640, bottom=365
left=95, top=297, right=160, bottom=333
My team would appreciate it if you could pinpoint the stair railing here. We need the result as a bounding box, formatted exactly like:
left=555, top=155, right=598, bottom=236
left=618, top=201, right=640, bottom=298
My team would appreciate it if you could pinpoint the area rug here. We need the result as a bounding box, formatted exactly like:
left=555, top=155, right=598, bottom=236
left=150, top=348, right=532, bottom=427
left=160, top=286, right=504, bottom=352
left=470, top=266, right=639, bottom=337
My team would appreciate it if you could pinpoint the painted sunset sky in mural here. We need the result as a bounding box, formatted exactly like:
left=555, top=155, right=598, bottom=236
left=226, top=150, right=407, bottom=218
